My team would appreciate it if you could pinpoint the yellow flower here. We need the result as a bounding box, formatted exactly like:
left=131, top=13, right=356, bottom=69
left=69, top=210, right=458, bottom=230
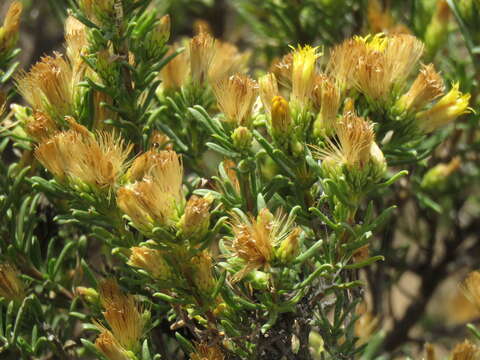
left=16, top=52, right=85, bottom=121
left=450, top=340, right=479, bottom=360
left=0, top=1, right=23, bottom=55
left=270, top=95, right=292, bottom=138
left=160, top=44, right=190, bottom=90
left=229, top=208, right=297, bottom=281
left=95, top=330, right=131, bottom=360
left=396, top=63, right=444, bottom=112
left=178, top=195, right=213, bottom=241
left=462, top=271, right=480, bottom=310
left=64, top=15, right=88, bottom=68
left=23, top=111, right=58, bottom=142
left=98, top=279, right=145, bottom=352
left=259, top=73, right=279, bottom=114
left=0, top=263, right=25, bottom=303
left=128, top=246, right=173, bottom=282
left=316, top=113, right=375, bottom=168
left=416, top=83, right=471, bottom=133
left=313, top=75, right=341, bottom=137
left=190, top=342, right=225, bottom=360
left=35, top=120, right=133, bottom=189
left=117, top=150, right=184, bottom=231
left=209, top=40, right=250, bottom=83
left=213, top=74, right=258, bottom=127
left=291, top=45, right=320, bottom=107
left=190, top=32, right=215, bottom=84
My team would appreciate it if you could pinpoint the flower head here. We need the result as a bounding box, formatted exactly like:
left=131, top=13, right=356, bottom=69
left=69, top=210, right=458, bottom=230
left=213, top=74, right=258, bottom=127
left=160, top=45, right=190, bottom=90
left=128, top=246, right=173, bottom=282
left=291, top=45, right=320, bottom=106
left=259, top=73, right=279, bottom=114
left=229, top=208, right=298, bottom=280
left=396, top=63, right=444, bottom=112
left=16, top=52, right=83, bottom=121
left=0, top=263, right=25, bottom=303
left=313, top=74, right=341, bottom=137
left=0, top=1, right=22, bottom=56
left=416, top=83, right=471, bottom=133
left=190, top=32, right=215, bottom=84
left=117, top=150, right=184, bottom=231
left=95, top=330, right=131, bottom=360
left=178, top=195, right=213, bottom=241
left=450, top=340, right=479, bottom=360
left=190, top=342, right=225, bottom=360
left=209, top=40, right=250, bottom=83
left=98, top=279, right=145, bottom=351
left=35, top=120, right=133, bottom=189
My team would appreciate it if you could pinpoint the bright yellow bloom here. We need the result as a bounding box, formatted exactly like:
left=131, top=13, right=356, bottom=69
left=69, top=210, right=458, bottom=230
left=291, top=45, right=320, bottom=106
left=416, top=83, right=471, bottom=133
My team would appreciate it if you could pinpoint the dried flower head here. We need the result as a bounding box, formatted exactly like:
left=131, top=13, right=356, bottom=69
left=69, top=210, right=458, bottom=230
left=209, top=40, right=250, bottom=83
left=128, top=247, right=173, bottom=282
left=190, top=251, right=216, bottom=296
left=462, top=271, right=480, bottom=310
left=316, top=113, right=375, bottom=168
left=313, top=75, right=341, bottom=137
left=117, top=150, right=184, bottom=230
left=397, top=63, right=444, bottom=112
left=230, top=208, right=297, bottom=280
left=0, top=1, right=23, bottom=55
left=190, top=32, right=215, bottom=84
left=178, top=195, right=213, bottom=241
left=416, top=83, right=471, bottom=133
left=95, top=330, right=130, bottom=360
left=213, top=74, right=258, bottom=127
left=160, top=45, right=190, bottom=90
left=0, top=91, right=6, bottom=118
left=259, top=73, right=279, bottom=114
left=271, top=53, right=293, bottom=89
left=35, top=121, right=133, bottom=188
left=327, top=38, right=365, bottom=90
left=99, top=279, right=145, bottom=351
left=291, top=45, right=320, bottom=107
left=64, top=15, right=88, bottom=66
left=190, top=342, right=225, bottom=360
left=23, top=111, right=58, bottom=142
left=0, top=263, right=25, bottom=302
left=451, top=340, right=479, bottom=360
left=16, top=52, right=83, bottom=121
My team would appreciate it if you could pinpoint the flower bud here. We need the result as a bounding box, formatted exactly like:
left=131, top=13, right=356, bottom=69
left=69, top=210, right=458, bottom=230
left=177, top=195, right=213, bottom=242
left=416, top=83, right=471, bottom=133
left=0, top=263, right=25, bottom=303
left=128, top=247, right=173, bottom=282
left=424, top=1, right=450, bottom=59
left=276, top=228, right=301, bottom=263
left=270, top=96, right=292, bottom=139
left=190, top=251, right=216, bottom=297
left=421, top=156, right=460, bottom=191
left=0, top=1, right=22, bottom=57
left=154, top=15, right=170, bottom=45
left=75, top=286, right=99, bottom=305
left=231, top=126, right=253, bottom=151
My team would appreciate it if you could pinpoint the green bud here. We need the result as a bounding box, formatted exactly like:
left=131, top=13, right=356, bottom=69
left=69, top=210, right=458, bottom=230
left=231, top=126, right=253, bottom=151
left=276, top=228, right=301, bottom=264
